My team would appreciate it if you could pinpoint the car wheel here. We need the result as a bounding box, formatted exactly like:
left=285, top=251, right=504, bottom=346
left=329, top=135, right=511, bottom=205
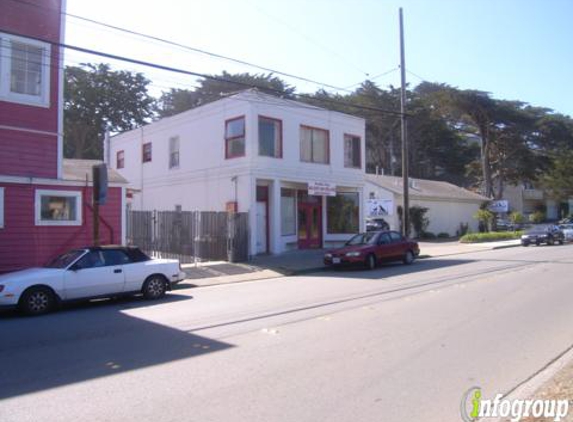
left=365, top=254, right=376, bottom=270
left=142, top=275, right=168, bottom=300
left=559, top=239, right=564, bottom=245
left=547, top=237, right=555, bottom=246
left=19, top=287, right=56, bottom=316
left=403, top=250, right=415, bottom=265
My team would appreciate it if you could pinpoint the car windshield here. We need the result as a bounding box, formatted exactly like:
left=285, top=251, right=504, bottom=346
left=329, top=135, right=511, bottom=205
left=45, top=249, right=86, bottom=269
left=346, top=232, right=378, bottom=246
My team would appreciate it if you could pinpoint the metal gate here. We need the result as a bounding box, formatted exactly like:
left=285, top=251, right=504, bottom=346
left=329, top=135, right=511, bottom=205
left=126, top=210, right=249, bottom=263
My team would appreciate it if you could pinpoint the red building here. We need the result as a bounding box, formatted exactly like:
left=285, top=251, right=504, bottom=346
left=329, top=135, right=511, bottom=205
left=0, top=0, right=126, bottom=273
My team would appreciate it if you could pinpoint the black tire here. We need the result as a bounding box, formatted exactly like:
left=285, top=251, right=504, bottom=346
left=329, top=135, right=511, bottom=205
left=19, top=286, right=56, bottom=316
left=547, top=237, right=555, bottom=246
left=365, top=254, right=376, bottom=270
left=142, top=275, right=167, bottom=300
left=403, top=250, right=415, bottom=265
left=522, top=243, right=529, bottom=247
left=559, top=239, right=564, bottom=245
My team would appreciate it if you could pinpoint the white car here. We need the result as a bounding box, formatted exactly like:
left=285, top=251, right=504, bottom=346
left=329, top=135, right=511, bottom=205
left=559, top=224, right=573, bottom=242
left=0, top=246, right=187, bottom=315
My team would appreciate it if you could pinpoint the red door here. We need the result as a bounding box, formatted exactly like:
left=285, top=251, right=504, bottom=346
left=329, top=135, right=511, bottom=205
left=298, top=203, right=322, bottom=249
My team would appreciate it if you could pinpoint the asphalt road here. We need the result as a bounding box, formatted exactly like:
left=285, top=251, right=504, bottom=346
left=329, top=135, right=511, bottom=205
left=1, top=245, right=573, bottom=422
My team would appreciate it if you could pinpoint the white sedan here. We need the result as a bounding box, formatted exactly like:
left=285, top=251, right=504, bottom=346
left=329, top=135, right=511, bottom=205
left=559, top=224, right=573, bottom=242
left=0, top=246, right=187, bottom=315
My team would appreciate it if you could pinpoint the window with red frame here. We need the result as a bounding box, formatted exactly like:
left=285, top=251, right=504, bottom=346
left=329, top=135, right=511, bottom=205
left=142, top=142, right=152, bottom=163
left=116, top=150, right=125, bottom=169
left=344, top=134, right=361, bottom=168
left=258, top=116, right=282, bottom=158
left=225, top=117, right=245, bottom=159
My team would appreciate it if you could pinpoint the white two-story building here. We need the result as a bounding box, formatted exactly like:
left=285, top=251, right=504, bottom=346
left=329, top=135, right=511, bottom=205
left=110, top=89, right=366, bottom=255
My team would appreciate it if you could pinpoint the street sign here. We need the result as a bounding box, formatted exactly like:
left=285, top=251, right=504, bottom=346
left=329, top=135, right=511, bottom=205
left=367, top=199, right=394, bottom=216
left=308, top=181, right=336, bottom=197
left=487, top=200, right=508, bottom=213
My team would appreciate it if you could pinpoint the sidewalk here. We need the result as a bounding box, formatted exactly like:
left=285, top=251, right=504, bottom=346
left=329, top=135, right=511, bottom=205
left=177, top=239, right=522, bottom=289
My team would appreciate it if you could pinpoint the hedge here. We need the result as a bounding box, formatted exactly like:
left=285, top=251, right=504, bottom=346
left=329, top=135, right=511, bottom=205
left=459, top=231, right=524, bottom=243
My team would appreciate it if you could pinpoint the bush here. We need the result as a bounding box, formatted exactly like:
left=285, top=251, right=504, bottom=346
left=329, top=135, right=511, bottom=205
left=456, top=222, right=469, bottom=237
left=529, top=211, right=545, bottom=224
left=474, top=208, right=495, bottom=232
left=509, top=211, right=525, bottom=225
left=460, top=231, right=524, bottom=243
left=437, top=232, right=450, bottom=239
left=420, top=231, right=436, bottom=239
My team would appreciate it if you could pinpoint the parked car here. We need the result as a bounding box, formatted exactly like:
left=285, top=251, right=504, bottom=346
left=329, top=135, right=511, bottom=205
left=558, top=224, right=573, bottom=242
left=324, top=231, right=420, bottom=270
left=495, top=218, right=523, bottom=231
left=520, top=225, right=565, bottom=247
left=0, top=246, right=186, bottom=315
left=366, top=217, right=390, bottom=232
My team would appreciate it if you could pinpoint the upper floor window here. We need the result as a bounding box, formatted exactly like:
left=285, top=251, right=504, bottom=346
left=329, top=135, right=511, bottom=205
left=116, top=150, right=125, bottom=169
left=259, top=116, right=282, bottom=158
left=0, top=33, right=50, bottom=107
left=169, top=136, right=180, bottom=168
left=225, top=116, right=245, bottom=159
left=142, top=142, right=152, bottom=163
left=344, top=134, right=361, bottom=168
left=300, top=126, right=329, bottom=164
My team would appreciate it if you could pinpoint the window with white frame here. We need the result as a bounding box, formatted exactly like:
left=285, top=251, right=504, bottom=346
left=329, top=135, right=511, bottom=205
left=344, top=134, right=361, bottom=168
left=281, top=188, right=296, bottom=235
left=35, top=190, right=82, bottom=226
left=0, top=187, right=4, bottom=229
left=169, top=136, right=180, bottom=168
left=300, top=126, right=329, bottom=164
left=0, top=32, right=51, bottom=107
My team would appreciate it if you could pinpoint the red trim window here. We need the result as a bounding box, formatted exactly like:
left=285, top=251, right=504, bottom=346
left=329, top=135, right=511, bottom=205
left=344, top=134, right=361, bottom=168
left=300, top=125, right=329, bottom=164
left=258, top=116, right=282, bottom=158
left=142, top=142, right=152, bottom=163
left=225, top=116, right=245, bottom=159
left=116, top=150, right=125, bottom=169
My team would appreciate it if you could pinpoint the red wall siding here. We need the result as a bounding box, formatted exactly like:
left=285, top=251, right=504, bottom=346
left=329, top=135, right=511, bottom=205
left=0, top=0, right=62, bottom=177
left=0, top=183, right=123, bottom=274
left=0, top=128, right=58, bottom=178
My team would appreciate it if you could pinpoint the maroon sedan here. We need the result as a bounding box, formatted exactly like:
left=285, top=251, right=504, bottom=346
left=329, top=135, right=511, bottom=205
left=324, top=231, right=420, bottom=270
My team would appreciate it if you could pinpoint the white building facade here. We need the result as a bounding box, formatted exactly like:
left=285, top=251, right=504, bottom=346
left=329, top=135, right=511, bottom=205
left=110, top=90, right=366, bottom=255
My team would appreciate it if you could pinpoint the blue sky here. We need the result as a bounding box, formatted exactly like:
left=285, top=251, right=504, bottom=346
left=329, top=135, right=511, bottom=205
left=66, top=0, right=573, bottom=116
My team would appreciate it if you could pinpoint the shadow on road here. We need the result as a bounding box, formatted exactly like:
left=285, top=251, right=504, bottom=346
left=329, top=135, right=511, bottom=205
left=317, top=258, right=475, bottom=280
left=0, top=293, right=233, bottom=400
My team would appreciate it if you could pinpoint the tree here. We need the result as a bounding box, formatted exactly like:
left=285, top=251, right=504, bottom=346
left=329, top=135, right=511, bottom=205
left=156, top=72, right=295, bottom=117
left=64, top=63, right=156, bottom=159
left=542, top=150, right=573, bottom=201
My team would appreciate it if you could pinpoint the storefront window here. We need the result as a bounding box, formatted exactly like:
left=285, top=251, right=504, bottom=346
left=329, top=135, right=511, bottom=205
left=281, top=188, right=296, bottom=235
left=327, top=192, right=359, bottom=234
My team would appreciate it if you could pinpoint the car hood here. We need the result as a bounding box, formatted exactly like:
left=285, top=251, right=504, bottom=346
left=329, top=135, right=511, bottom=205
left=0, top=267, right=65, bottom=285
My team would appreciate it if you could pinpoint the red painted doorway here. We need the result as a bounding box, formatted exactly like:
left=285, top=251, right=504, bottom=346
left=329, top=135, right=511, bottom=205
left=297, top=192, right=322, bottom=249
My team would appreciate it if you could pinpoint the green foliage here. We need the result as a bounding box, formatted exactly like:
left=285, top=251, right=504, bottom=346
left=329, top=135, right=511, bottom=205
left=509, top=211, right=525, bottom=225
left=420, top=231, right=436, bottom=239
left=156, top=72, right=295, bottom=117
left=64, top=63, right=155, bottom=159
left=542, top=150, right=573, bottom=201
left=409, top=206, right=430, bottom=238
left=473, top=209, right=495, bottom=232
left=456, top=222, right=469, bottom=237
left=529, top=211, right=545, bottom=224
left=437, top=232, right=450, bottom=239
left=460, top=231, right=523, bottom=243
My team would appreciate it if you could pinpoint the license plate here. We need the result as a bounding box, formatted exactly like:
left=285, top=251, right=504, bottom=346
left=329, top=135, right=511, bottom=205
left=333, top=257, right=341, bottom=264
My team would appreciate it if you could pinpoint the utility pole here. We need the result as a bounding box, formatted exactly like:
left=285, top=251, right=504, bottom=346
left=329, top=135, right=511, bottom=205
left=399, top=7, right=409, bottom=237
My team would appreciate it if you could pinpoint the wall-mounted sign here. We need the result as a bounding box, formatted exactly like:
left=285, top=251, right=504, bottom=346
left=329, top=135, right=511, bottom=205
left=487, top=200, right=509, bottom=213
left=367, top=199, right=394, bottom=216
left=308, top=181, right=336, bottom=197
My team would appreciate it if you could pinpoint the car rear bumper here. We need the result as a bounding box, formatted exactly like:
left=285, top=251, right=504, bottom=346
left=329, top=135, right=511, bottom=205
left=324, top=256, right=365, bottom=267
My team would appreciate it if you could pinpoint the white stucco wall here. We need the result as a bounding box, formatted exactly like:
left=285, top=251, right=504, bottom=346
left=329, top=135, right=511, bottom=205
left=110, top=92, right=366, bottom=254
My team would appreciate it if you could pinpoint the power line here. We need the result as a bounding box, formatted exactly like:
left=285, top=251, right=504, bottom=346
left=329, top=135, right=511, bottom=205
left=0, top=28, right=405, bottom=117
left=343, top=67, right=400, bottom=90
left=5, top=0, right=355, bottom=94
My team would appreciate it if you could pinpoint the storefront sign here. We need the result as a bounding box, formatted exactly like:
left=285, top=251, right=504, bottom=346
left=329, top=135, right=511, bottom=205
left=487, top=200, right=509, bottom=213
left=308, top=181, right=336, bottom=197
left=367, top=199, right=394, bottom=216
